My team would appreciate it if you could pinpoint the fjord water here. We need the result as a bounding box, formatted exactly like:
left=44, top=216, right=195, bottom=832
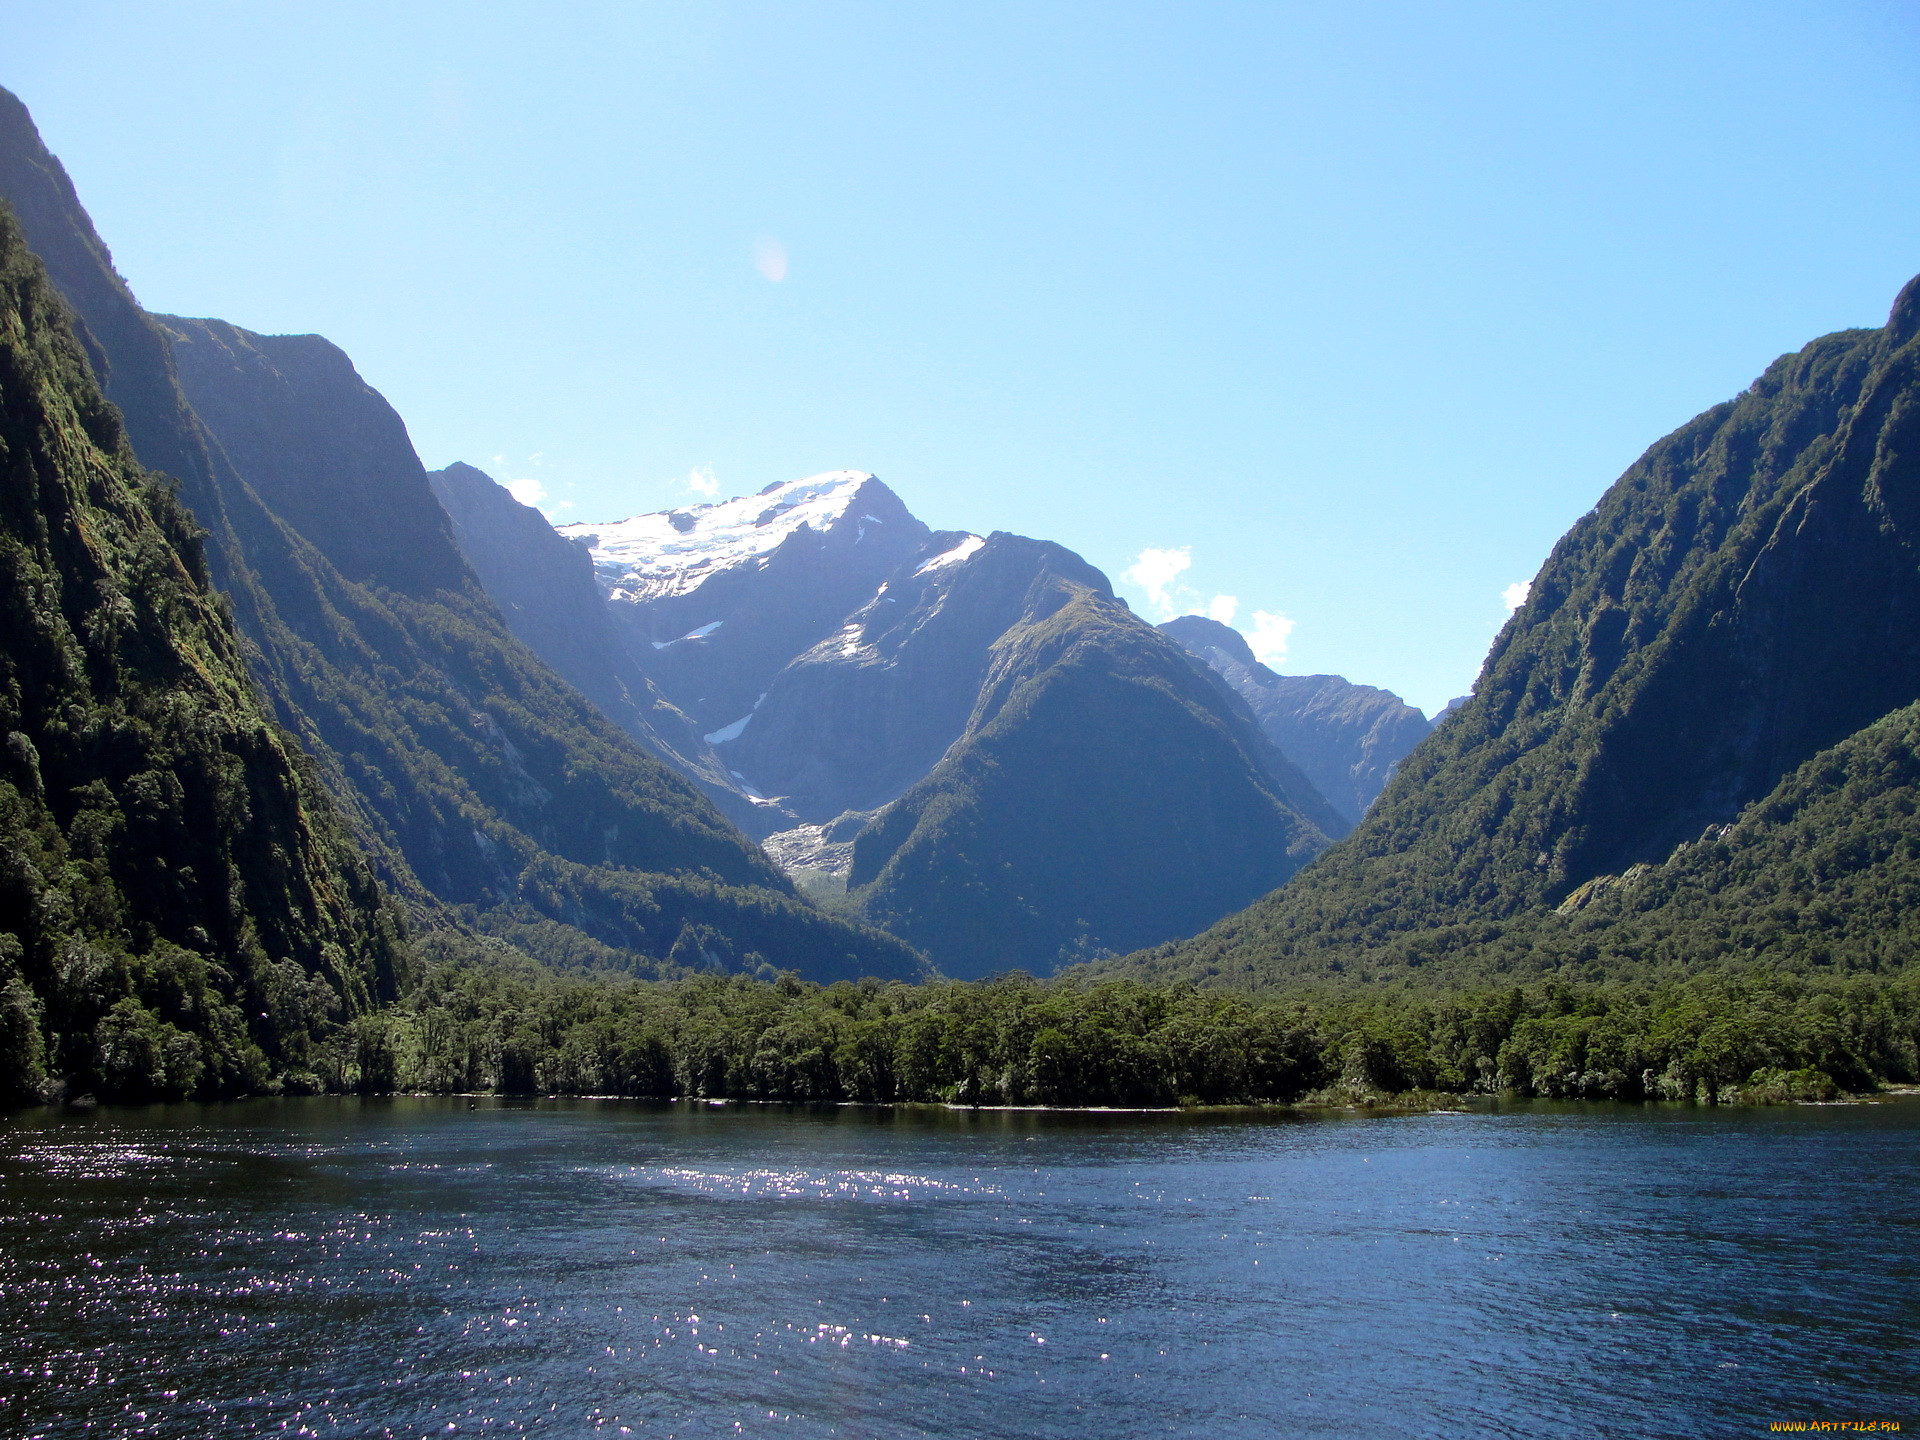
left=1, top=1100, right=1915, bottom=1439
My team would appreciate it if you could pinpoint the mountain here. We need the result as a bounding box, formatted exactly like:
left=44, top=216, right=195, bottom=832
left=1115, top=274, right=1920, bottom=990
left=424, top=461, right=753, bottom=826
left=533, top=473, right=1348, bottom=975
left=844, top=543, right=1342, bottom=975
left=1158, top=614, right=1433, bottom=825
left=0, top=203, right=405, bottom=1102
left=0, top=85, right=923, bottom=985
left=559, top=472, right=932, bottom=746
left=733, top=531, right=1101, bottom=825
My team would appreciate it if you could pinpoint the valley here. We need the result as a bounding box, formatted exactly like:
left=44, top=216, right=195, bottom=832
left=0, top=79, right=1916, bottom=1115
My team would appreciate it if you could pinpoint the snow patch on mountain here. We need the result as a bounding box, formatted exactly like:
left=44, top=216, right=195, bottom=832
left=560, top=470, right=879, bottom=601
left=651, top=620, right=724, bottom=649
left=914, top=533, right=985, bottom=575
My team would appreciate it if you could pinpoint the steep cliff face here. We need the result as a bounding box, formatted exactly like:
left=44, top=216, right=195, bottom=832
left=156, top=312, right=774, bottom=886
left=1119, top=275, right=1920, bottom=989
left=1158, top=615, right=1432, bottom=825
left=845, top=547, right=1338, bottom=977
left=0, top=86, right=924, bottom=984
left=0, top=205, right=406, bottom=1102
left=425, top=461, right=751, bottom=822
left=162, top=318, right=470, bottom=595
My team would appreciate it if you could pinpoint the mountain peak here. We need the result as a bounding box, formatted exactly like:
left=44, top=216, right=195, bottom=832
left=558, top=471, right=912, bottom=602
left=1159, top=614, right=1258, bottom=668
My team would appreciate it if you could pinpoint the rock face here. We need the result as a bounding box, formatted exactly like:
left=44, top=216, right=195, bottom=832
left=425, top=462, right=752, bottom=827
left=1158, top=615, right=1433, bottom=826
left=732, top=532, right=1090, bottom=824
left=162, top=318, right=470, bottom=595
left=560, top=473, right=932, bottom=739
left=1117, top=273, right=1920, bottom=990
left=0, top=85, right=924, bottom=984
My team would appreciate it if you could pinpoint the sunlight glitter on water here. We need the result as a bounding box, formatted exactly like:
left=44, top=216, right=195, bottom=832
left=2, top=1098, right=1916, bottom=1439
left=612, top=1164, right=1003, bottom=1201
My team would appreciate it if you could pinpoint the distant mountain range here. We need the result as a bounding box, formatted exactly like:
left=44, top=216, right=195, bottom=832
left=0, top=80, right=1438, bottom=1000
left=436, top=464, right=1439, bottom=975
left=1158, top=615, right=1444, bottom=826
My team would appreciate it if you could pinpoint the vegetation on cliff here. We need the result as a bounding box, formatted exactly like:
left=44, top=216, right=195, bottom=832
left=1111, top=275, right=1920, bottom=992
left=0, top=205, right=407, bottom=1103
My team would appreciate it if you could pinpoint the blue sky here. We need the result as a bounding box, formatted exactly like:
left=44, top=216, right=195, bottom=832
left=4, top=2, right=1917, bottom=712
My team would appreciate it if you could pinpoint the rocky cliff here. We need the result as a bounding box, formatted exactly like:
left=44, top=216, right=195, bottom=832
left=560, top=473, right=932, bottom=739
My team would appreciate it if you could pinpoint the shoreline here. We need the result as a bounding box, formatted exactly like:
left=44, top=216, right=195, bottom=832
left=21, top=1087, right=1920, bottom=1117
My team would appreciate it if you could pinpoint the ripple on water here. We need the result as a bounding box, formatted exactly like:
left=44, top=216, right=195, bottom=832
left=1, top=1097, right=1916, bottom=1440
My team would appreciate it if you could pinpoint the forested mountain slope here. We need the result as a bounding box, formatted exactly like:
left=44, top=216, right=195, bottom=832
left=0, top=85, right=922, bottom=985
left=848, top=542, right=1339, bottom=976
left=0, top=206, right=406, bottom=1102
left=1159, top=615, right=1433, bottom=824
left=1115, top=274, right=1920, bottom=990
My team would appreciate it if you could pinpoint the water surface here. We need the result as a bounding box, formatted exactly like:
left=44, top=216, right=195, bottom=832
left=1, top=1097, right=1915, bottom=1438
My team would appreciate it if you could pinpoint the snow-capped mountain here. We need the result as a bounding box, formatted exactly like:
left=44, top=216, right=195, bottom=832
left=560, top=471, right=903, bottom=601
left=557, top=473, right=931, bottom=745
left=443, top=465, right=1347, bottom=974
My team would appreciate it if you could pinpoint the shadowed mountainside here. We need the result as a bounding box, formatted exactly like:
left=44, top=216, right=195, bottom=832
left=1159, top=614, right=1433, bottom=825
left=0, top=205, right=408, bottom=1102
left=0, top=86, right=923, bottom=985
left=847, top=538, right=1341, bottom=975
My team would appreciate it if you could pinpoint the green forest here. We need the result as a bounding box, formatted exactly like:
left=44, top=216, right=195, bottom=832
left=242, top=953, right=1920, bottom=1110
left=4, top=81, right=1920, bottom=1117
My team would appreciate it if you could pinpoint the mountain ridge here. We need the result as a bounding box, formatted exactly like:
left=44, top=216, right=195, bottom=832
left=1103, top=273, right=1920, bottom=991
left=1158, top=614, right=1434, bottom=825
left=0, top=84, right=925, bottom=986
left=0, top=201, right=406, bottom=1101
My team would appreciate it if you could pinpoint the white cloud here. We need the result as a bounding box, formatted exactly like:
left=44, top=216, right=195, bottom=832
left=1502, top=580, right=1531, bottom=613
left=506, top=477, right=546, bottom=507
left=754, top=237, right=788, bottom=282
left=684, top=466, right=720, bottom=498
left=1123, top=546, right=1192, bottom=618
left=1206, top=594, right=1238, bottom=624
left=1246, top=610, right=1295, bottom=667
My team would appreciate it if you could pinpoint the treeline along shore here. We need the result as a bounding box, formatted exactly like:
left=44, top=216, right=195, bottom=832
left=176, top=955, right=1920, bottom=1110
